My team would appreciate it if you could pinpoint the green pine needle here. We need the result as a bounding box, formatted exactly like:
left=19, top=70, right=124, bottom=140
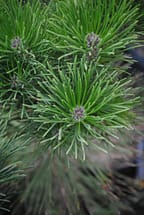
left=31, top=57, right=138, bottom=159
left=47, top=0, right=139, bottom=63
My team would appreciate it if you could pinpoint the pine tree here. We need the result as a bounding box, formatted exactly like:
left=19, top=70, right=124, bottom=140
left=0, top=0, right=143, bottom=214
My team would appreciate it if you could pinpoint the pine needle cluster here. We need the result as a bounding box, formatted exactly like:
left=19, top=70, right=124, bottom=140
left=0, top=0, right=143, bottom=214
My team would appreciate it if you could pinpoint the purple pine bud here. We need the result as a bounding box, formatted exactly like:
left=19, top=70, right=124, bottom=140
left=86, top=32, right=100, bottom=61
left=11, top=36, right=21, bottom=49
left=73, top=106, right=85, bottom=121
left=86, top=32, right=100, bottom=48
left=11, top=75, right=23, bottom=89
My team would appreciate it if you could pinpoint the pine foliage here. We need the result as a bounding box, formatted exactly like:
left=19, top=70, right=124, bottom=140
left=0, top=0, right=143, bottom=214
